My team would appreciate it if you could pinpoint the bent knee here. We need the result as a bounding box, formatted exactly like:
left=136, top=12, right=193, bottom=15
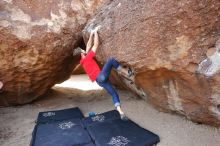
left=96, top=73, right=107, bottom=83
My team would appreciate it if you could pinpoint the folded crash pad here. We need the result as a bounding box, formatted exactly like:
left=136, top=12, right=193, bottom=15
left=87, top=118, right=160, bottom=146
left=82, top=110, right=120, bottom=127
left=33, top=118, right=92, bottom=146
left=36, top=107, right=84, bottom=124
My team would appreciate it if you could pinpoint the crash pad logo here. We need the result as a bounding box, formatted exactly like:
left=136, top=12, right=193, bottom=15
left=42, top=112, right=55, bottom=117
left=108, top=136, right=130, bottom=146
left=59, top=121, right=75, bottom=130
left=91, top=115, right=105, bottom=122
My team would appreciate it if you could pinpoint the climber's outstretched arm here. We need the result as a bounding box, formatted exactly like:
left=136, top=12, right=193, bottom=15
left=86, top=31, right=94, bottom=53
left=91, top=30, right=99, bottom=53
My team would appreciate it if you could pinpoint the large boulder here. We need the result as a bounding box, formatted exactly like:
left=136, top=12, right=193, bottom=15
left=0, top=0, right=103, bottom=106
left=83, top=0, right=220, bottom=126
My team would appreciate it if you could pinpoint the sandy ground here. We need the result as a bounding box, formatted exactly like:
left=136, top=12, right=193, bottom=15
left=0, top=75, right=220, bottom=146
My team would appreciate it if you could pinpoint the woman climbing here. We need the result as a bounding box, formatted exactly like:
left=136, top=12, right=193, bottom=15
left=79, top=27, right=134, bottom=120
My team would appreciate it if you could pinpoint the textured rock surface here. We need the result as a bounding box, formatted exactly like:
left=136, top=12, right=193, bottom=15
left=0, top=0, right=103, bottom=106
left=84, top=0, right=220, bottom=126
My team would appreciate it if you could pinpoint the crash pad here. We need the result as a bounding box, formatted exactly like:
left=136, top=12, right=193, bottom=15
left=86, top=111, right=160, bottom=146
left=30, top=108, right=160, bottom=146
left=82, top=110, right=120, bottom=127
left=33, top=119, right=92, bottom=146
left=36, top=107, right=84, bottom=124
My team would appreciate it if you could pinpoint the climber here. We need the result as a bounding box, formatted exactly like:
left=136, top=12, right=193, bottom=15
left=79, top=27, right=133, bottom=120
left=0, top=81, right=3, bottom=90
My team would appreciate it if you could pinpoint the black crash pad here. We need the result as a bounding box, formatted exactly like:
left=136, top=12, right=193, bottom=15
left=87, top=118, right=160, bottom=146
left=31, top=108, right=160, bottom=146
left=82, top=110, right=120, bottom=127
left=36, top=107, right=84, bottom=124
left=33, top=118, right=92, bottom=146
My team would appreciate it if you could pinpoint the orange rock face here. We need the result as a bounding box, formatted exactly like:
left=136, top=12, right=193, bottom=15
left=84, top=0, right=220, bottom=126
left=0, top=0, right=103, bottom=106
